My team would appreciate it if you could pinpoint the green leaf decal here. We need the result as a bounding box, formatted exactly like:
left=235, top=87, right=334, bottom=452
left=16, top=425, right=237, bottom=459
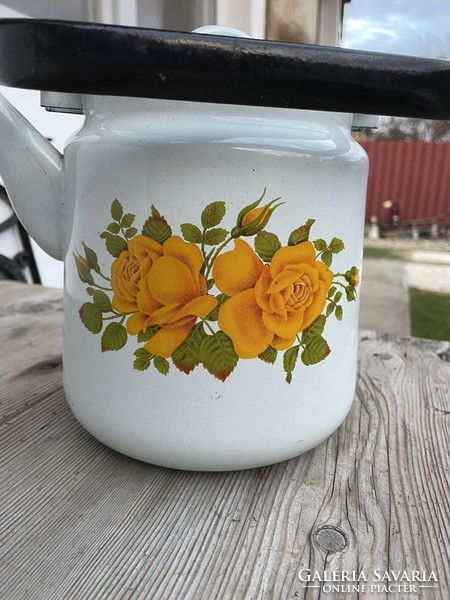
left=301, top=336, right=330, bottom=366
left=79, top=303, right=103, bottom=334
left=91, top=290, right=112, bottom=312
left=104, top=234, right=128, bottom=258
left=200, top=331, right=238, bottom=381
left=111, top=198, right=123, bottom=222
left=180, top=223, right=203, bottom=244
left=203, top=227, right=228, bottom=246
left=205, top=293, right=229, bottom=321
left=326, top=303, right=335, bottom=317
left=133, top=348, right=152, bottom=371
left=258, top=345, right=278, bottom=364
left=301, top=315, right=326, bottom=344
left=346, top=286, right=356, bottom=302
left=137, top=325, right=160, bottom=343
left=288, top=219, right=315, bottom=246
left=172, top=323, right=207, bottom=374
left=142, top=206, right=172, bottom=244
left=121, top=213, right=135, bottom=228
left=254, top=231, right=282, bottom=262
left=283, top=345, right=300, bottom=384
left=154, top=356, right=170, bottom=375
left=335, top=305, right=344, bottom=321
left=82, top=243, right=101, bottom=274
left=321, top=250, right=333, bottom=267
left=329, top=237, right=345, bottom=254
left=106, top=222, right=121, bottom=234
left=125, top=227, right=138, bottom=239
left=313, top=238, right=327, bottom=252
left=201, top=201, right=226, bottom=229
left=73, top=253, right=94, bottom=284
left=101, top=322, right=127, bottom=352
left=328, top=286, right=337, bottom=298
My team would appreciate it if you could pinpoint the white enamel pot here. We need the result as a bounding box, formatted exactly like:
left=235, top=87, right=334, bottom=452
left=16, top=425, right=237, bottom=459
left=0, top=20, right=448, bottom=470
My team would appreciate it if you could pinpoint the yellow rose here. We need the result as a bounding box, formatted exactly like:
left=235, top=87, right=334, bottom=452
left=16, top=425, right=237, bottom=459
left=111, top=235, right=163, bottom=316
left=212, top=239, right=333, bottom=358
left=112, top=235, right=217, bottom=357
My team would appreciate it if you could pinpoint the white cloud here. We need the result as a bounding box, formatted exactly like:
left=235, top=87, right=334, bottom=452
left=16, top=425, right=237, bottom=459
left=341, top=0, right=450, bottom=57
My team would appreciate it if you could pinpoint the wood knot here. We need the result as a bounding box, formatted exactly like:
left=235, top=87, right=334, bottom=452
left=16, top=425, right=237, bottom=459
left=438, top=347, right=450, bottom=362
left=313, top=525, right=348, bottom=553
left=373, top=352, right=392, bottom=361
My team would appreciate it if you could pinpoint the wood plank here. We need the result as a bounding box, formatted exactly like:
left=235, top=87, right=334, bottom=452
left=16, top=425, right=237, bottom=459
left=0, top=282, right=449, bottom=599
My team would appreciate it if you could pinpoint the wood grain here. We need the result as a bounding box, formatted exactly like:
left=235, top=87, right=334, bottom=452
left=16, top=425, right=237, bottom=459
left=0, top=281, right=449, bottom=599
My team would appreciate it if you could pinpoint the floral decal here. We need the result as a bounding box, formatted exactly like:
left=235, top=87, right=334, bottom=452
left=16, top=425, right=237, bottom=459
left=74, top=190, right=359, bottom=383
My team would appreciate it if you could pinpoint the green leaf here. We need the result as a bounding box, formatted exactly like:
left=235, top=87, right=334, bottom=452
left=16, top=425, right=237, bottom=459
left=258, top=345, right=278, bottom=364
left=329, top=237, right=345, bottom=254
left=111, top=199, right=123, bottom=222
left=92, top=290, right=112, bottom=312
left=301, top=336, right=330, bottom=366
left=321, top=250, right=333, bottom=267
left=283, top=345, right=299, bottom=384
left=207, top=279, right=214, bottom=290
left=133, top=348, right=152, bottom=371
left=121, top=213, right=135, bottom=228
left=200, top=331, right=238, bottom=382
left=106, top=222, right=121, bottom=234
left=172, top=323, right=207, bottom=374
left=142, top=210, right=172, bottom=244
left=326, top=303, right=335, bottom=317
left=154, top=356, right=170, bottom=375
left=82, top=243, right=101, bottom=274
left=334, top=291, right=343, bottom=303
left=206, top=293, right=229, bottom=321
left=203, top=227, right=228, bottom=246
left=328, top=286, right=337, bottom=298
left=73, top=253, right=94, bottom=285
left=101, top=322, right=127, bottom=352
left=301, top=315, right=326, bottom=343
left=137, top=325, right=160, bottom=343
left=346, top=286, right=356, bottom=302
left=180, top=223, right=203, bottom=244
left=313, top=238, right=327, bottom=252
left=125, top=227, right=138, bottom=239
left=335, top=305, right=344, bottom=321
left=201, top=201, right=226, bottom=229
left=254, top=231, right=282, bottom=262
left=288, top=218, right=315, bottom=246
left=105, top=234, right=128, bottom=258
left=79, top=303, right=102, bottom=334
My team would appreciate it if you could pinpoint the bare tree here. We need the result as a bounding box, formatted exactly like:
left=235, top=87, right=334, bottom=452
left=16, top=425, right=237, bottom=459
left=366, top=116, right=450, bottom=142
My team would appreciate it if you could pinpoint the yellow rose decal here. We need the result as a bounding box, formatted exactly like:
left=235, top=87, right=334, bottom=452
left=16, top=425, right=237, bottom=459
left=110, top=235, right=163, bottom=330
left=75, top=193, right=359, bottom=382
left=212, top=240, right=333, bottom=358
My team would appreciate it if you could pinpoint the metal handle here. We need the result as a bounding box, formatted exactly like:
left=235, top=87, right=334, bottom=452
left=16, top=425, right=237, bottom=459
left=0, top=19, right=448, bottom=119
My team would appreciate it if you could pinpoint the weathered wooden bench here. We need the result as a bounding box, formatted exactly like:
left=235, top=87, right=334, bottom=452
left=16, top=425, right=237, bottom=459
left=1, top=280, right=449, bottom=599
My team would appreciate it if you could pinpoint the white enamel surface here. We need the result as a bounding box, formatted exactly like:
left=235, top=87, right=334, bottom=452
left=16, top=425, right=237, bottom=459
left=61, top=96, right=368, bottom=471
left=0, top=92, right=65, bottom=259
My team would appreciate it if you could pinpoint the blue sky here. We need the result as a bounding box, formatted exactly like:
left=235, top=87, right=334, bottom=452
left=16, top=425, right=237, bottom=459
left=342, top=0, right=450, bottom=58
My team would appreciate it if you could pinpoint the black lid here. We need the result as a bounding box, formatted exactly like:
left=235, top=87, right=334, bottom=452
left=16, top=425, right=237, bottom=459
left=0, top=18, right=448, bottom=119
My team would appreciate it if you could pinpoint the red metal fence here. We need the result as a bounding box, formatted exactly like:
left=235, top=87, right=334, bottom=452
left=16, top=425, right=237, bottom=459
left=359, top=141, right=450, bottom=224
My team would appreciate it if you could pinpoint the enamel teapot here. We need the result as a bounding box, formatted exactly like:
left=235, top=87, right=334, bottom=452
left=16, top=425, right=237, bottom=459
left=0, top=19, right=448, bottom=471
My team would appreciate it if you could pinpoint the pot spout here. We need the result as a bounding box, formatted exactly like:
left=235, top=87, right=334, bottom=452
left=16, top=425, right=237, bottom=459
left=0, top=92, right=64, bottom=260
